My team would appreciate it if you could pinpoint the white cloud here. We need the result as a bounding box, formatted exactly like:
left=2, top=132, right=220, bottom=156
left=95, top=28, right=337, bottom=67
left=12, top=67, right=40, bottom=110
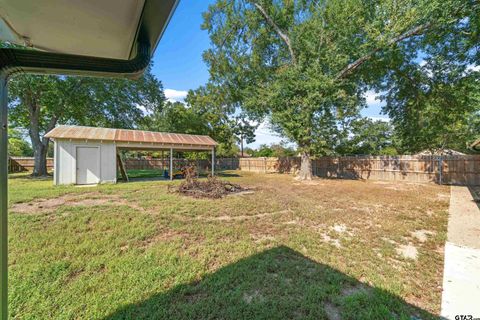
left=367, top=116, right=390, bottom=122
left=246, top=121, right=294, bottom=148
left=466, top=64, right=480, bottom=72
left=136, top=104, right=150, bottom=115
left=364, top=90, right=385, bottom=106
left=164, top=89, right=188, bottom=102
left=419, top=59, right=428, bottom=67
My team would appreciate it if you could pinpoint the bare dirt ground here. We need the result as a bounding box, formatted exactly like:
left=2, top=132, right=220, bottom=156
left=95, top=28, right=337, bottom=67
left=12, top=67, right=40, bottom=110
left=11, top=192, right=145, bottom=214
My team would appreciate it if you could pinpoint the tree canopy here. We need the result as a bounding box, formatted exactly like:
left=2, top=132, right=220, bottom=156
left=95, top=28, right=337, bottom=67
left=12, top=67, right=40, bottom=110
left=8, top=128, right=32, bottom=157
left=141, top=85, right=241, bottom=157
left=201, top=0, right=478, bottom=179
left=336, top=118, right=398, bottom=155
left=8, top=66, right=165, bottom=175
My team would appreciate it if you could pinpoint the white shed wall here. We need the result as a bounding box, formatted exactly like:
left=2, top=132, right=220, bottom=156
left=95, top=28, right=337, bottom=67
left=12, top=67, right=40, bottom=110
left=54, top=139, right=117, bottom=185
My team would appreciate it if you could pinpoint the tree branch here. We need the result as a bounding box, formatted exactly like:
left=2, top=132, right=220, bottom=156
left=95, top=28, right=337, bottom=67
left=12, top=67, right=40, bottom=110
left=336, top=22, right=431, bottom=79
left=252, top=2, right=296, bottom=64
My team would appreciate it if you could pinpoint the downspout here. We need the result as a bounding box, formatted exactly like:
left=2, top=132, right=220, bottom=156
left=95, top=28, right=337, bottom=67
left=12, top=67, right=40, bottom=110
left=0, top=41, right=150, bottom=320
left=0, top=72, right=8, bottom=320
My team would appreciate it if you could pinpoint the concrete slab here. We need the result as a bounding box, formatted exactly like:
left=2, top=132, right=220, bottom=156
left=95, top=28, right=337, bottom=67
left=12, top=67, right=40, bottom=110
left=441, top=186, right=480, bottom=319
left=447, top=186, right=480, bottom=249
left=441, top=242, right=480, bottom=319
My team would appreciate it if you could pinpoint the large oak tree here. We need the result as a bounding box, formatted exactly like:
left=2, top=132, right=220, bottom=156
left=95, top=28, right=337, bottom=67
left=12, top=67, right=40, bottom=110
left=201, top=0, right=477, bottom=179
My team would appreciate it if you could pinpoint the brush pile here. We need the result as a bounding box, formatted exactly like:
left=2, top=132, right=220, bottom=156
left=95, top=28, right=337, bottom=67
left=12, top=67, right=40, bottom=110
left=171, top=166, right=245, bottom=199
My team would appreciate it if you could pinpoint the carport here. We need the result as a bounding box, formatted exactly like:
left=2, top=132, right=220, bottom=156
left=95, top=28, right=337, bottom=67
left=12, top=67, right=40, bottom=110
left=45, top=125, right=217, bottom=185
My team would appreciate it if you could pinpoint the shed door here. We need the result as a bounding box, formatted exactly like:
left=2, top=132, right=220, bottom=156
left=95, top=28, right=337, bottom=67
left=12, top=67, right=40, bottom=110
left=76, top=147, right=100, bottom=184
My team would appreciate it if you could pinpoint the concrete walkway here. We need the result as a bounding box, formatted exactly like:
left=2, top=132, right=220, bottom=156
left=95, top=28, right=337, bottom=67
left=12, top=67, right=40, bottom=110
left=441, top=186, right=480, bottom=319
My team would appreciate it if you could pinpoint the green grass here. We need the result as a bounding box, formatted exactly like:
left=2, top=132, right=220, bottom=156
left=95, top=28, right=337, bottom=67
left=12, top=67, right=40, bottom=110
left=123, top=169, right=167, bottom=179
left=7, top=171, right=449, bottom=319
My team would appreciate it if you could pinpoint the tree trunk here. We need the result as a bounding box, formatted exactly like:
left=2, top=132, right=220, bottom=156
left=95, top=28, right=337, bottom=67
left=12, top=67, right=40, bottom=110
left=296, top=151, right=313, bottom=180
left=240, top=137, right=244, bottom=157
left=27, top=104, right=56, bottom=177
left=32, top=141, right=49, bottom=176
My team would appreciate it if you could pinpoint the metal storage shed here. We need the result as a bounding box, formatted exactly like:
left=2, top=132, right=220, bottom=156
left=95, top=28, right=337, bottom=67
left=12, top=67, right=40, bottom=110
left=45, top=125, right=218, bottom=185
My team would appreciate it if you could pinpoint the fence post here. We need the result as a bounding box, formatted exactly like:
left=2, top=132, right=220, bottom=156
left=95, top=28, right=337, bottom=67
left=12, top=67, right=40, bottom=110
left=438, top=156, right=443, bottom=185
left=264, top=157, right=267, bottom=173
left=337, top=157, right=340, bottom=178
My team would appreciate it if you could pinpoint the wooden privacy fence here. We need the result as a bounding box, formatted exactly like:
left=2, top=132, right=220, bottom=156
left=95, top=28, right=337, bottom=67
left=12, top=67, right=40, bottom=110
left=235, top=155, right=480, bottom=185
left=10, top=155, right=479, bottom=185
left=234, top=155, right=480, bottom=185
left=124, top=158, right=239, bottom=173
left=8, top=157, right=54, bottom=173
left=123, top=155, right=480, bottom=185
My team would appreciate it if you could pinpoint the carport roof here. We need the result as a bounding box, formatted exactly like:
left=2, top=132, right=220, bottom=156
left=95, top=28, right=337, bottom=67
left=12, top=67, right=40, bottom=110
left=45, top=125, right=218, bottom=147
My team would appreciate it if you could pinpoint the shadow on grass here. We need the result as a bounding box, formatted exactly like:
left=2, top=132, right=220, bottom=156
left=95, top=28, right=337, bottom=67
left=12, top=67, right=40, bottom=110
left=8, top=173, right=53, bottom=180
left=121, top=170, right=242, bottom=182
left=103, top=246, right=435, bottom=320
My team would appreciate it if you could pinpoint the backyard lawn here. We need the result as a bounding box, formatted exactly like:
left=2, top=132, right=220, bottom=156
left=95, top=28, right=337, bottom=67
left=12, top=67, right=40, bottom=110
left=7, top=171, right=449, bottom=319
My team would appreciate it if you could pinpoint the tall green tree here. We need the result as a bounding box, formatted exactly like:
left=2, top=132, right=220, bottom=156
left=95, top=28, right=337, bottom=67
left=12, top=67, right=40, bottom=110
left=336, top=118, right=398, bottom=155
left=8, top=67, right=164, bottom=176
left=142, top=101, right=208, bottom=135
left=202, top=0, right=476, bottom=179
left=232, top=114, right=257, bottom=157
left=250, top=142, right=296, bottom=157
left=8, top=128, right=33, bottom=157
left=379, top=55, right=480, bottom=153
left=185, top=84, right=240, bottom=157
left=141, top=85, right=241, bottom=157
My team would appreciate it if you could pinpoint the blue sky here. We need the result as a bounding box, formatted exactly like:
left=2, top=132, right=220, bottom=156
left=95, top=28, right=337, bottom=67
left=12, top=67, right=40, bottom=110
left=151, top=0, right=387, bottom=147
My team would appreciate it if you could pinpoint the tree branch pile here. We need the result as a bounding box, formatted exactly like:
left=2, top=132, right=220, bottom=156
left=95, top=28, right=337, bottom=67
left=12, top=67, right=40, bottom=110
left=170, top=166, right=245, bottom=199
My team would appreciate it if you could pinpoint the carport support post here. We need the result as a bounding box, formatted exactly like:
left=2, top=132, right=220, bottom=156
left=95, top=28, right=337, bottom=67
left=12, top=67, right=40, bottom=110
left=211, top=147, right=215, bottom=176
left=0, top=74, right=8, bottom=320
left=169, top=148, right=173, bottom=180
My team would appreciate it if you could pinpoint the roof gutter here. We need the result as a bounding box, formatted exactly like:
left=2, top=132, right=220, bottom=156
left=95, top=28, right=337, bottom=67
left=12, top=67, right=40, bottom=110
left=0, top=41, right=150, bottom=79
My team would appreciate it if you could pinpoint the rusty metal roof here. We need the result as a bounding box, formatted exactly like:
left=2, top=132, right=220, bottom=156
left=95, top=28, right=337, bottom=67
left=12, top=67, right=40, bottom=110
left=45, top=125, right=217, bottom=147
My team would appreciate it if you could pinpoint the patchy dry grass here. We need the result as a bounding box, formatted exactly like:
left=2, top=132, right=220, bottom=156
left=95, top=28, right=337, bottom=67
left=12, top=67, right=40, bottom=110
left=7, top=171, right=449, bottom=319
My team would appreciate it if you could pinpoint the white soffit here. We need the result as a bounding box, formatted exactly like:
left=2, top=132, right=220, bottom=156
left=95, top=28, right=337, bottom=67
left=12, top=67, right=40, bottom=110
left=0, top=0, right=145, bottom=59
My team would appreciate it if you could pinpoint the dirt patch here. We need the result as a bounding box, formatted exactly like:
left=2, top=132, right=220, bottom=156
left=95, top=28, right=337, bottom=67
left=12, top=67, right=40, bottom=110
left=251, top=234, right=276, bottom=244
left=11, top=193, right=144, bottom=214
left=293, top=180, right=324, bottom=186
left=138, top=230, right=193, bottom=249
left=321, top=233, right=341, bottom=248
left=381, top=237, right=397, bottom=245
left=183, top=291, right=207, bottom=304
left=373, top=181, right=424, bottom=192
left=228, top=190, right=255, bottom=197
left=396, top=243, right=418, bottom=260
left=200, top=209, right=291, bottom=222
left=411, top=230, right=435, bottom=243
left=243, top=289, right=264, bottom=304
left=341, top=283, right=371, bottom=297
left=324, top=302, right=341, bottom=320
left=331, top=224, right=354, bottom=236
left=64, top=268, right=84, bottom=284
